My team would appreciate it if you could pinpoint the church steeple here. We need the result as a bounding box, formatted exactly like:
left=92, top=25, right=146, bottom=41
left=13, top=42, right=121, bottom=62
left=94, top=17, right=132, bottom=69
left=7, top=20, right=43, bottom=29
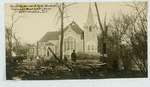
left=86, top=3, right=95, bottom=27
left=83, top=3, right=98, bottom=53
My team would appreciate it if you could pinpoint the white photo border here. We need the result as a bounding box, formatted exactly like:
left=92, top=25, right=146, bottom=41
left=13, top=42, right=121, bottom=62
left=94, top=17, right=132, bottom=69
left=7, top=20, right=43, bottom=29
left=0, top=0, right=149, bottom=87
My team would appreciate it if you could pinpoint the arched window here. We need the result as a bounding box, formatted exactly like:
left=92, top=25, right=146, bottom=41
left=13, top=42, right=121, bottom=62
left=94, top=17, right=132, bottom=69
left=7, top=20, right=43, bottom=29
left=64, top=36, right=76, bottom=51
left=74, top=39, right=76, bottom=49
left=64, top=40, right=66, bottom=51
left=88, top=45, right=90, bottom=51
left=92, top=45, right=94, bottom=50
left=87, top=43, right=96, bottom=52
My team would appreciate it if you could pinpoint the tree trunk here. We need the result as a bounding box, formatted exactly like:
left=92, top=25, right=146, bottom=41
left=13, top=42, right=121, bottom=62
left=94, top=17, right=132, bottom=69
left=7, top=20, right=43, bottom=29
left=36, top=41, right=39, bottom=57
left=60, top=3, right=64, bottom=61
left=95, top=2, right=107, bottom=62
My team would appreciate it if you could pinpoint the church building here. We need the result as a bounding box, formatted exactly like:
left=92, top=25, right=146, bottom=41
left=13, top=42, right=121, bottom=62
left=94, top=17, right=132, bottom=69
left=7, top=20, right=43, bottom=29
left=38, top=4, right=98, bottom=59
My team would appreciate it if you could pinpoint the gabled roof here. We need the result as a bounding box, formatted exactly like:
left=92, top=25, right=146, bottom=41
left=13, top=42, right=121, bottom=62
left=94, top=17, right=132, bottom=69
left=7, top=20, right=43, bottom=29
left=40, top=21, right=84, bottom=42
left=64, top=21, right=84, bottom=35
left=39, top=31, right=59, bottom=42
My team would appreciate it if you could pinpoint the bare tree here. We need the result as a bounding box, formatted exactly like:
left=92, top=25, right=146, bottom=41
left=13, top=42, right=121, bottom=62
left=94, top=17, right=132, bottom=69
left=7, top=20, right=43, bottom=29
left=6, top=12, right=23, bottom=59
left=55, top=3, right=75, bottom=60
left=94, top=2, right=108, bottom=63
left=45, top=3, right=75, bottom=70
left=58, top=3, right=64, bottom=61
left=109, top=2, right=147, bottom=73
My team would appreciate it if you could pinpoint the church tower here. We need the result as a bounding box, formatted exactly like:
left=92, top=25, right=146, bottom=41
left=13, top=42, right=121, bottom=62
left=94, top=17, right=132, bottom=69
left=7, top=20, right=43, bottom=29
left=84, top=3, right=98, bottom=53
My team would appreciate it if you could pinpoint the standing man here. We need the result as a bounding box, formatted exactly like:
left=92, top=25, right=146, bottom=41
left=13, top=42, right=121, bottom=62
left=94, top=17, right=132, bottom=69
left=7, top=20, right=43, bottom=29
left=71, top=50, right=77, bottom=62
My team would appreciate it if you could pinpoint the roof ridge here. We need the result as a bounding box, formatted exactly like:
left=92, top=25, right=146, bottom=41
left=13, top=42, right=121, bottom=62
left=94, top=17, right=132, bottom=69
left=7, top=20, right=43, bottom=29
left=40, top=21, right=84, bottom=42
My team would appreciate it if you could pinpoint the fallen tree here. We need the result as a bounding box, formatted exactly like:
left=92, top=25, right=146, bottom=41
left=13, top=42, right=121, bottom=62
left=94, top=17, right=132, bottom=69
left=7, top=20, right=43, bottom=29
left=47, top=47, right=73, bottom=71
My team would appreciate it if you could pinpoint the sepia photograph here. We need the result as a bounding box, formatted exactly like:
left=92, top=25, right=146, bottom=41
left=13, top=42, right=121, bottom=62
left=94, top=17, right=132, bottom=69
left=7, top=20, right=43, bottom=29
left=5, top=1, right=148, bottom=80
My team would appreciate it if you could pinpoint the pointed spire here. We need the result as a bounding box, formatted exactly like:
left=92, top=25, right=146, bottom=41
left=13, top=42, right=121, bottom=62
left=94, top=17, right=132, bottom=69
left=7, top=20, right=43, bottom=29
left=86, top=3, right=95, bottom=27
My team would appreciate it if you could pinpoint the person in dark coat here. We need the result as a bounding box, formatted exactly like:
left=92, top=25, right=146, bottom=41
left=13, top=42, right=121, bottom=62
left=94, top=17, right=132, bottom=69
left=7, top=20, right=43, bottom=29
left=71, top=50, right=77, bottom=62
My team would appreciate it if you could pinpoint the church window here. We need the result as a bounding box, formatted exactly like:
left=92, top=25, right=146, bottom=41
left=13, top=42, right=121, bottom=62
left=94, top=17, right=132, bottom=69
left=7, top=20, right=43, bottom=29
left=67, top=40, right=70, bottom=50
left=88, top=45, right=90, bottom=51
left=47, top=49, right=49, bottom=56
left=64, top=40, right=66, bottom=51
left=64, top=36, right=76, bottom=51
left=74, top=39, right=76, bottom=49
left=87, top=43, right=96, bottom=52
left=92, top=45, right=94, bottom=50
left=89, top=26, right=92, bottom=32
left=64, top=40, right=68, bottom=51
left=70, top=38, right=73, bottom=49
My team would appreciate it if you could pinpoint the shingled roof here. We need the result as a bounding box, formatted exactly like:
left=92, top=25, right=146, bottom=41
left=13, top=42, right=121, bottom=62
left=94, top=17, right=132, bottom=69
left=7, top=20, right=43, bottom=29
left=39, top=31, right=59, bottom=42
left=40, top=21, right=84, bottom=42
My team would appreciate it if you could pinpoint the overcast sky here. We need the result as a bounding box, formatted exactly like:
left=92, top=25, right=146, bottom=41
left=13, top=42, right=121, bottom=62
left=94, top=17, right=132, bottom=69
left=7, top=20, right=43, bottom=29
left=5, top=2, right=136, bottom=44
